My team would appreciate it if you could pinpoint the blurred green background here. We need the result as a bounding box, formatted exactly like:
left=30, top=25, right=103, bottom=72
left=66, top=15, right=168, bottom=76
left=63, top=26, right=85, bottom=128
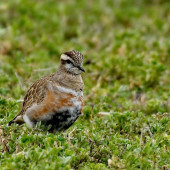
left=0, top=0, right=169, bottom=169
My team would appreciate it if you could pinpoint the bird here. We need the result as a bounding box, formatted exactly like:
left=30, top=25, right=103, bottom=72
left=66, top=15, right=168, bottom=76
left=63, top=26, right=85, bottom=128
left=9, top=50, right=85, bottom=132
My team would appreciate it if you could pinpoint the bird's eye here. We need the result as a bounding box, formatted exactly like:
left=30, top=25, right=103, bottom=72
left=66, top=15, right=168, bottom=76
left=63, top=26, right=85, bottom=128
left=66, top=60, right=72, bottom=64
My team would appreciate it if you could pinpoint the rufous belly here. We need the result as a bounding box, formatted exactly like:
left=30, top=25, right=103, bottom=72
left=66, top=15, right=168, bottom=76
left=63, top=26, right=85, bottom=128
left=23, top=87, right=83, bottom=130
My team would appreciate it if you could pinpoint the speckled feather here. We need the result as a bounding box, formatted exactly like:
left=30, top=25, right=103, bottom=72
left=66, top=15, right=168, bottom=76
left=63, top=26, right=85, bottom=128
left=9, top=50, right=85, bottom=131
left=64, top=50, right=83, bottom=66
left=21, top=74, right=55, bottom=115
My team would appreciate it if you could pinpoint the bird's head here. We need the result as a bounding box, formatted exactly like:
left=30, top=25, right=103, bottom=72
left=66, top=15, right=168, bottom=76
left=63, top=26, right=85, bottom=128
left=60, top=50, right=85, bottom=75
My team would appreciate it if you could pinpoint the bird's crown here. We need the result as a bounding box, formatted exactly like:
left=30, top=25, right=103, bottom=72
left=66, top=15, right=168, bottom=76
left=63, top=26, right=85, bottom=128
left=61, top=50, right=84, bottom=66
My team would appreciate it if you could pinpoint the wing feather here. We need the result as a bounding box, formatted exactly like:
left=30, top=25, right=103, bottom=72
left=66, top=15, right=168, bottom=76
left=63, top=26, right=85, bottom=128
left=9, top=74, right=55, bottom=125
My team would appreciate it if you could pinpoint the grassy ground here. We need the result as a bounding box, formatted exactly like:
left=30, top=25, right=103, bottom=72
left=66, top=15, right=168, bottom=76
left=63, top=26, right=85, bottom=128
left=0, top=0, right=170, bottom=169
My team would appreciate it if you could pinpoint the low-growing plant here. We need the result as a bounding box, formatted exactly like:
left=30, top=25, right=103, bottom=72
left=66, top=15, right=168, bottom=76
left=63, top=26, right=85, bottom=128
left=0, top=0, right=169, bottom=169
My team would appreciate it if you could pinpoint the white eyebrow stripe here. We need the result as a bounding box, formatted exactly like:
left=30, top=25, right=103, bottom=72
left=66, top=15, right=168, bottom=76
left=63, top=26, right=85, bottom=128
left=61, top=54, right=74, bottom=63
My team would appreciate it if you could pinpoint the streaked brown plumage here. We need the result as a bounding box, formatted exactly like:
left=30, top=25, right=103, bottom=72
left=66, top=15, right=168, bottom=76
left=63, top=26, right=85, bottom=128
left=9, top=50, right=85, bottom=132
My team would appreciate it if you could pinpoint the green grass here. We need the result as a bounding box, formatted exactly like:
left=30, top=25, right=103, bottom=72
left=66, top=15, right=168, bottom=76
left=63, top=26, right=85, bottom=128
left=0, top=0, right=170, bottom=169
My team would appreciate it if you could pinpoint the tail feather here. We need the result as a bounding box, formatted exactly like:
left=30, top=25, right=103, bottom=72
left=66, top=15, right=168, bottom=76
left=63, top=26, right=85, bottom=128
left=8, top=112, right=24, bottom=126
left=8, top=120, right=14, bottom=126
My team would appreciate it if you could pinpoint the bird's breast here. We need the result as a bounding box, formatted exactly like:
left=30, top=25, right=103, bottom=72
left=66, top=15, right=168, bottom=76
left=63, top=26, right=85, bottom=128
left=26, top=85, right=84, bottom=122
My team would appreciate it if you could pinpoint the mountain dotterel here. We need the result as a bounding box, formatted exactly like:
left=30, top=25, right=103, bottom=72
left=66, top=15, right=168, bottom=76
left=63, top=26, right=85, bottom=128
left=9, top=50, right=85, bottom=132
